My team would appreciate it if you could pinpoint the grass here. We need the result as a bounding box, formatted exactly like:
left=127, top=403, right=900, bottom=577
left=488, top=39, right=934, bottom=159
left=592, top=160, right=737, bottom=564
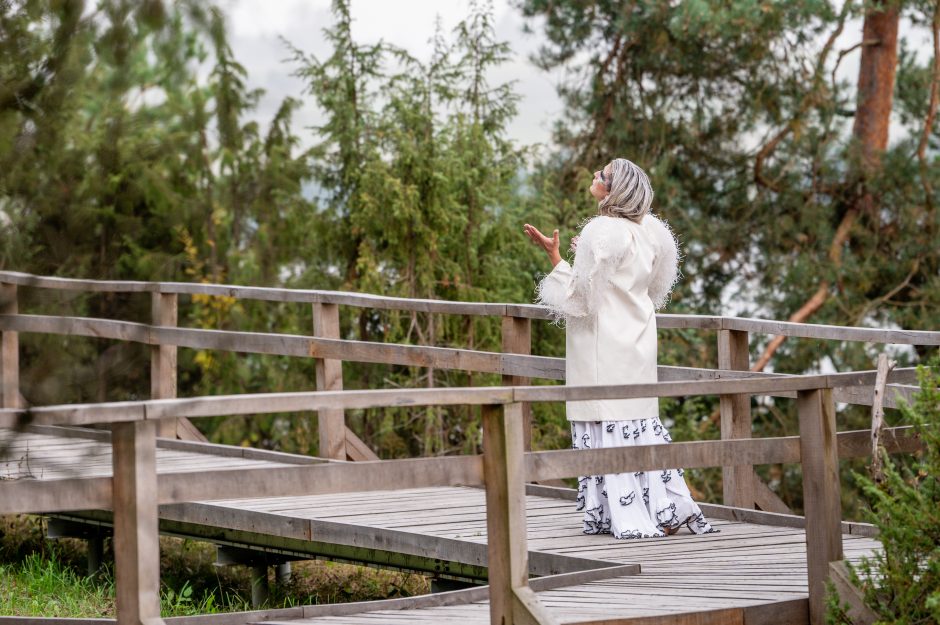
left=1, top=553, right=114, bottom=617
left=0, top=515, right=431, bottom=618
left=0, top=552, right=250, bottom=617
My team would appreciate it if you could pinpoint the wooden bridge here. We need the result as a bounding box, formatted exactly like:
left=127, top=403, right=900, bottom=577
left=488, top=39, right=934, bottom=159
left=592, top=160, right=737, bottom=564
left=0, top=271, right=933, bottom=625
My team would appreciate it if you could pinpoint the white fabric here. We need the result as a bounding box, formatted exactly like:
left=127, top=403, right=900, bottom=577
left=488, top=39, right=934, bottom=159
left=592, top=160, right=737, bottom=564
left=536, top=214, right=680, bottom=422
left=535, top=214, right=712, bottom=539
left=572, top=418, right=717, bottom=539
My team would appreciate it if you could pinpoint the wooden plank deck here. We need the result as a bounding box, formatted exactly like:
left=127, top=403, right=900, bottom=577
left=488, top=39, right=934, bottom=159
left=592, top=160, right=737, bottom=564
left=225, top=487, right=877, bottom=624
left=0, top=427, right=882, bottom=625
left=0, top=427, right=308, bottom=481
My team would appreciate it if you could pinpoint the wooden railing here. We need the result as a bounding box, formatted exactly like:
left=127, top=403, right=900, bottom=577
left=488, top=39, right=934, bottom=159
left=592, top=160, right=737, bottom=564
left=0, top=271, right=936, bottom=625
left=0, top=271, right=929, bottom=495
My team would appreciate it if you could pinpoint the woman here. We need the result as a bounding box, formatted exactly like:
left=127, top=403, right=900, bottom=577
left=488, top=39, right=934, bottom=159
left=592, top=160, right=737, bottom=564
left=523, top=158, right=715, bottom=539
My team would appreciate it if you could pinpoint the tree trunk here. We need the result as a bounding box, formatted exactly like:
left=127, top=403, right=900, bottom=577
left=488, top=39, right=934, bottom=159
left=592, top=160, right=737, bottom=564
left=752, top=2, right=899, bottom=372
left=853, top=1, right=900, bottom=173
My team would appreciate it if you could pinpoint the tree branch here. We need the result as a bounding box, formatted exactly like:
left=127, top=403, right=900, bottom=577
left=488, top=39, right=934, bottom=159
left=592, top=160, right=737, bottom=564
left=852, top=259, right=920, bottom=326
left=753, top=0, right=851, bottom=191
left=830, top=40, right=877, bottom=89
left=750, top=207, right=858, bottom=372
left=917, top=0, right=940, bottom=212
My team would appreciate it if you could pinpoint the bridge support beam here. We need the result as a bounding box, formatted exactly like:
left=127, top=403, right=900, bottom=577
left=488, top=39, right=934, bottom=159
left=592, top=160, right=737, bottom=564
left=46, top=516, right=107, bottom=578
left=216, top=546, right=298, bottom=609
left=250, top=564, right=269, bottom=608
left=798, top=387, right=843, bottom=625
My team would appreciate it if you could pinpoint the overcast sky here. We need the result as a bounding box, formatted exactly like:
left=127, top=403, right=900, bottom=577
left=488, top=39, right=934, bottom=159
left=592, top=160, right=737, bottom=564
left=219, top=1, right=937, bottom=158
left=220, top=0, right=564, bottom=152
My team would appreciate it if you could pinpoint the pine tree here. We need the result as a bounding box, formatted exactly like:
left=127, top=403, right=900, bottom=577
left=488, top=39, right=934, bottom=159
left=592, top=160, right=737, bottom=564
left=515, top=0, right=940, bottom=504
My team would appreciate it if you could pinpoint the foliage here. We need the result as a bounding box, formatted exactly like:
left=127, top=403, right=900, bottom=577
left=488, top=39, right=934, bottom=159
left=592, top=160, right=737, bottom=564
left=0, top=550, right=250, bottom=617
left=514, top=0, right=940, bottom=504
left=3, top=0, right=939, bottom=492
left=1, top=0, right=553, bottom=456
left=828, top=363, right=940, bottom=624
left=278, top=0, right=537, bottom=456
left=0, top=552, right=115, bottom=617
left=1, top=0, right=313, bottom=415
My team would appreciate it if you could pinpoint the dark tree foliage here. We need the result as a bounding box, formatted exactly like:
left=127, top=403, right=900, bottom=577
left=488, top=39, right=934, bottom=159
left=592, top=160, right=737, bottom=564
left=285, top=0, right=540, bottom=456
left=515, top=0, right=940, bottom=505
left=0, top=0, right=548, bottom=457
left=0, top=1, right=313, bottom=419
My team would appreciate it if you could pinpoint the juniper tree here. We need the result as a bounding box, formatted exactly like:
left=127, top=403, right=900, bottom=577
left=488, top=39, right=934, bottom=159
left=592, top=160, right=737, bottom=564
left=289, top=0, right=530, bottom=456
left=0, top=1, right=313, bottom=422
left=829, top=363, right=940, bottom=624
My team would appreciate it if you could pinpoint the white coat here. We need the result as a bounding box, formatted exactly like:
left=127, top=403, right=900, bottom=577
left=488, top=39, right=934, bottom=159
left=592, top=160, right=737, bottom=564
left=536, top=214, right=680, bottom=422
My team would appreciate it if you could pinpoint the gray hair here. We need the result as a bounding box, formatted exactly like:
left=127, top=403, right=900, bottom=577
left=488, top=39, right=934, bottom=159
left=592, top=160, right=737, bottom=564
left=598, top=158, right=654, bottom=223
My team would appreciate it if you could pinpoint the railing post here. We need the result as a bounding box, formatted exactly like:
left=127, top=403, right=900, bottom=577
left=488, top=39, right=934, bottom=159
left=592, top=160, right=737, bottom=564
left=1, top=283, right=20, bottom=409
left=112, top=420, right=164, bottom=625
left=501, top=316, right=532, bottom=450
left=482, top=402, right=557, bottom=625
left=312, top=302, right=346, bottom=460
left=151, top=292, right=178, bottom=438
left=797, top=387, right=843, bottom=625
left=482, top=402, right=528, bottom=625
left=717, top=328, right=755, bottom=508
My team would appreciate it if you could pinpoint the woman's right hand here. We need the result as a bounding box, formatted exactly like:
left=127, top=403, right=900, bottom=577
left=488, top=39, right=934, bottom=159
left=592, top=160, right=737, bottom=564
left=523, top=223, right=562, bottom=267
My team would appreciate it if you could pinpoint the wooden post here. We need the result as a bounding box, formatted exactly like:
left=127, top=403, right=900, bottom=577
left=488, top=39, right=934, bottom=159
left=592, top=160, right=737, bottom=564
left=869, top=352, right=896, bottom=483
left=275, top=562, right=292, bottom=586
left=111, top=420, right=164, bottom=625
left=87, top=535, right=104, bottom=578
left=797, top=387, right=843, bottom=625
left=482, top=402, right=556, bottom=625
left=313, top=303, right=346, bottom=460
left=717, top=329, right=754, bottom=508
left=501, top=316, right=532, bottom=450
left=151, top=293, right=178, bottom=438
left=1, top=283, right=20, bottom=409
left=483, top=402, right=529, bottom=625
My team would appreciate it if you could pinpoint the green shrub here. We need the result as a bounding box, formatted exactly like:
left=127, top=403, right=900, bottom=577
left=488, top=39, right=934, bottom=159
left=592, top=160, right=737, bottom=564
left=828, top=363, right=940, bottom=624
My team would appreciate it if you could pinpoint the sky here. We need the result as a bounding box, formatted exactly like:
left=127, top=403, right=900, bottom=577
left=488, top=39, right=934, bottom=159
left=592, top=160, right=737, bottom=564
left=219, top=1, right=936, bottom=157
left=220, top=0, right=564, bottom=152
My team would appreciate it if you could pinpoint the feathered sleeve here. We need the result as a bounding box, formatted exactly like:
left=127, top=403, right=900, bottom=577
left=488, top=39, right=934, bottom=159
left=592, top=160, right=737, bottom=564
left=536, top=216, right=634, bottom=323
left=644, top=213, right=681, bottom=310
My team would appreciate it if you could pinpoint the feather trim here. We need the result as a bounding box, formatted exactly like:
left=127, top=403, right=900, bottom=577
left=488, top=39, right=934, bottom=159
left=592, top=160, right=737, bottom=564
left=644, top=213, right=682, bottom=310
left=535, top=262, right=571, bottom=325
left=534, top=216, right=634, bottom=323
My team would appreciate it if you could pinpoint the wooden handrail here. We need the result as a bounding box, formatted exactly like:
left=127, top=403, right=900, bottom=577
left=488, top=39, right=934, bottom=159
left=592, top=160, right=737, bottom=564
left=0, top=424, right=919, bottom=516
left=0, top=368, right=917, bottom=429
left=0, top=313, right=925, bottom=398
left=0, top=313, right=564, bottom=379
left=3, top=271, right=939, bottom=344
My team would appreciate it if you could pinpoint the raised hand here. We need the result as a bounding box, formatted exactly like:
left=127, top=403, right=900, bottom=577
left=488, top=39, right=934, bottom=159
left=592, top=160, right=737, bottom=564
left=523, top=223, right=562, bottom=267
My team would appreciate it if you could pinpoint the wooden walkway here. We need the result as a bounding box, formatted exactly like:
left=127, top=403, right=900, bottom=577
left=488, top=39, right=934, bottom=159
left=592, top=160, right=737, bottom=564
left=0, top=425, right=881, bottom=625
left=194, top=488, right=878, bottom=625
